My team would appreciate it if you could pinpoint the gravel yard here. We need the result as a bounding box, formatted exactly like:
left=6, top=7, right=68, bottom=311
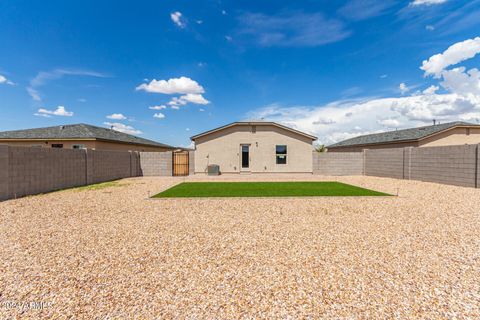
left=1, top=174, right=479, bottom=318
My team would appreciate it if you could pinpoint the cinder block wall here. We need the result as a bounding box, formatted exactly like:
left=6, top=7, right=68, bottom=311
left=0, top=146, right=10, bottom=201
left=410, top=145, right=478, bottom=188
left=318, top=144, right=480, bottom=188
left=313, top=152, right=364, bottom=175
left=139, top=152, right=172, bottom=176
left=90, top=150, right=134, bottom=184
left=477, top=146, right=480, bottom=189
left=364, top=148, right=405, bottom=179
left=0, top=146, right=142, bottom=201
left=131, top=152, right=141, bottom=177
left=6, top=146, right=87, bottom=199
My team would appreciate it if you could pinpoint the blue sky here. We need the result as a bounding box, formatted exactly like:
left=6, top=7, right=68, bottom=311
left=1, top=0, right=480, bottom=146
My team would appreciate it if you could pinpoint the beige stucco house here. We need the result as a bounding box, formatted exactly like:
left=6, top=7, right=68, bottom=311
left=191, top=121, right=317, bottom=174
left=328, top=121, right=480, bottom=152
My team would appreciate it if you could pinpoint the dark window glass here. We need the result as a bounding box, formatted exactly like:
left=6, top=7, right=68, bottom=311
left=242, top=145, right=249, bottom=168
left=276, top=145, right=287, bottom=164
left=51, top=144, right=63, bottom=148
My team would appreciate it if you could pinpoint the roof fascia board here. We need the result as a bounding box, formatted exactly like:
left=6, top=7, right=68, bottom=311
left=94, top=137, right=172, bottom=148
left=191, top=122, right=317, bottom=140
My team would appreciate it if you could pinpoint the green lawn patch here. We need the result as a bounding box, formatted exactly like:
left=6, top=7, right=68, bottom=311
left=153, top=181, right=390, bottom=198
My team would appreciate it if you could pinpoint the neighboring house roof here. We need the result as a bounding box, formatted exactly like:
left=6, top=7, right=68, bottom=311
left=0, top=123, right=175, bottom=149
left=328, top=121, right=480, bottom=149
left=190, top=121, right=318, bottom=141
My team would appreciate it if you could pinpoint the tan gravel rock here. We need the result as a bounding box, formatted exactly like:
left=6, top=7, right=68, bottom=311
left=1, top=174, right=479, bottom=318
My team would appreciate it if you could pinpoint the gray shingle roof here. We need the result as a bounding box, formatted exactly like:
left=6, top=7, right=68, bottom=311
left=328, top=121, right=479, bottom=148
left=0, top=123, right=175, bottom=149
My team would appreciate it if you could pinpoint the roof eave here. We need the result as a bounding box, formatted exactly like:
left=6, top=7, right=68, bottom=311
left=94, top=137, right=175, bottom=149
left=191, top=121, right=317, bottom=141
left=328, top=138, right=419, bottom=149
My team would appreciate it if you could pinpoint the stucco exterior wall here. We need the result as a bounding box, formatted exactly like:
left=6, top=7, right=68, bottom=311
left=188, top=150, right=195, bottom=175
left=0, top=139, right=169, bottom=152
left=194, top=125, right=314, bottom=173
left=0, top=140, right=97, bottom=149
left=418, top=127, right=480, bottom=147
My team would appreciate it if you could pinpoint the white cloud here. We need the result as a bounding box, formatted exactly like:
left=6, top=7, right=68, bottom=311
left=238, top=11, right=350, bottom=47
left=179, top=93, right=210, bottom=105
left=410, top=0, right=447, bottom=6
left=423, top=85, right=439, bottom=95
left=377, top=118, right=401, bottom=127
left=171, top=11, right=186, bottom=28
left=33, top=113, right=52, bottom=118
left=0, top=74, right=14, bottom=85
left=421, top=37, right=480, bottom=78
left=168, top=96, right=188, bottom=107
left=30, top=69, right=107, bottom=87
left=27, top=68, right=107, bottom=101
left=136, top=76, right=211, bottom=107
left=27, top=88, right=41, bottom=101
left=149, top=105, right=166, bottom=110
left=399, top=83, right=410, bottom=95
left=182, top=141, right=195, bottom=149
left=338, top=0, right=396, bottom=21
left=440, top=67, right=480, bottom=95
left=167, top=93, right=210, bottom=108
left=225, top=35, right=233, bottom=42
left=35, top=106, right=74, bottom=117
left=103, top=122, right=142, bottom=135
left=390, top=93, right=478, bottom=122
left=199, top=108, right=205, bottom=112
left=247, top=37, right=480, bottom=145
left=153, top=113, right=165, bottom=119
left=106, top=113, right=127, bottom=120
left=425, top=25, right=435, bottom=31
left=248, top=92, right=480, bottom=145
left=136, top=76, right=204, bottom=94
left=171, top=105, right=180, bottom=110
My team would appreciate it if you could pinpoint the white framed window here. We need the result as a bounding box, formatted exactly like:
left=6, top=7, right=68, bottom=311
left=72, top=144, right=86, bottom=149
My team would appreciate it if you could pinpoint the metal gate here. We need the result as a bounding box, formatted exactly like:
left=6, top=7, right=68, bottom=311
left=173, top=151, right=189, bottom=176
